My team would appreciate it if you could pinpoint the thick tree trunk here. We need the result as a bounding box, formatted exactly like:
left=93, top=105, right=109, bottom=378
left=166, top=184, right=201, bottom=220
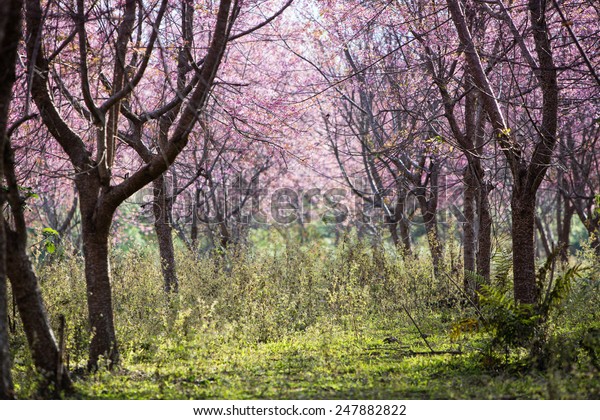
left=0, top=0, right=23, bottom=400
left=218, top=221, right=231, bottom=250
left=77, top=179, right=119, bottom=369
left=153, top=177, right=178, bottom=293
left=81, top=222, right=118, bottom=369
left=511, top=190, right=538, bottom=304
left=5, top=234, right=71, bottom=390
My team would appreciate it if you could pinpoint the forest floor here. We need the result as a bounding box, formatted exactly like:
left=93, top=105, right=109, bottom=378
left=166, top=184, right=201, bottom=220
left=65, top=324, right=598, bottom=399
left=9, top=240, right=600, bottom=399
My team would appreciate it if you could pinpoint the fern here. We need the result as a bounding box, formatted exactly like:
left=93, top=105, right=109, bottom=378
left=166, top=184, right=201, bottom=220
left=491, top=249, right=512, bottom=289
left=479, top=284, right=538, bottom=351
left=538, top=264, right=581, bottom=321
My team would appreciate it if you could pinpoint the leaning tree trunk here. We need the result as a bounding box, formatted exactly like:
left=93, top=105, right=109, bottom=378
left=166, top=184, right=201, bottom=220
left=0, top=247, right=12, bottom=400
left=3, top=140, right=71, bottom=390
left=0, top=215, right=13, bottom=400
left=5, top=234, right=71, bottom=389
left=153, top=176, right=178, bottom=293
left=511, top=188, right=539, bottom=304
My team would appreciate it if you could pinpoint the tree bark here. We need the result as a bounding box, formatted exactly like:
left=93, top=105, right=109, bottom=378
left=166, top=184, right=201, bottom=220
left=5, top=232, right=71, bottom=390
left=556, top=171, right=573, bottom=261
left=511, top=189, right=538, bottom=304
left=399, top=218, right=412, bottom=256
left=415, top=160, right=442, bottom=275
left=0, top=231, right=12, bottom=399
left=421, top=202, right=442, bottom=276
left=77, top=174, right=119, bottom=369
left=80, top=220, right=118, bottom=369
left=476, top=182, right=492, bottom=284
left=395, top=189, right=412, bottom=255
left=3, top=141, right=71, bottom=391
left=0, top=0, right=21, bottom=400
left=153, top=176, right=178, bottom=293
left=446, top=0, right=558, bottom=304
left=387, top=218, right=400, bottom=248
left=535, top=215, right=552, bottom=259
left=463, top=166, right=476, bottom=277
left=25, top=0, right=235, bottom=369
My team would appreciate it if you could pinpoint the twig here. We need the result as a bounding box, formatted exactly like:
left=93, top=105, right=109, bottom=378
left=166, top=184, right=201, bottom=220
left=401, top=303, right=435, bottom=353
left=443, top=272, right=487, bottom=325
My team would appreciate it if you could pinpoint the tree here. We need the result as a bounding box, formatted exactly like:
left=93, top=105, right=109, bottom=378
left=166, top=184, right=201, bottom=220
left=301, top=0, right=448, bottom=261
left=0, top=0, right=23, bottom=401
left=445, top=0, right=559, bottom=304
left=2, top=0, right=72, bottom=393
left=408, top=0, right=494, bottom=295
left=24, top=0, right=238, bottom=368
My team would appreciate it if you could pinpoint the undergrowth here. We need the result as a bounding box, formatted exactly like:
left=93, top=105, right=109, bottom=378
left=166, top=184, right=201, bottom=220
left=7, top=233, right=600, bottom=399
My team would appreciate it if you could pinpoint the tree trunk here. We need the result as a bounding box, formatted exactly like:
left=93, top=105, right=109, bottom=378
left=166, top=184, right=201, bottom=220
left=399, top=218, right=412, bottom=256
left=5, top=234, right=71, bottom=390
left=463, top=166, right=476, bottom=289
left=0, top=0, right=23, bottom=400
left=395, top=191, right=412, bottom=256
left=190, top=188, right=200, bottom=250
left=422, top=208, right=442, bottom=276
left=0, top=220, right=13, bottom=400
left=3, top=138, right=71, bottom=391
left=387, top=218, right=400, bottom=248
left=78, top=184, right=119, bottom=369
left=511, top=189, right=538, bottom=304
left=476, top=183, right=492, bottom=284
left=585, top=217, right=600, bottom=256
left=556, top=177, right=573, bottom=261
left=535, top=215, right=553, bottom=259
left=81, top=226, right=118, bottom=369
left=557, top=205, right=573, bottom=261
left=153, top=177, right=178, bottom=293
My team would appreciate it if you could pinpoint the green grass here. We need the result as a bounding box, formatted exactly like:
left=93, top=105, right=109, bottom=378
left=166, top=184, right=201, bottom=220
left=67, top=324, right=598, bottom=399
left=8, top=234, right=600, bottom=399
